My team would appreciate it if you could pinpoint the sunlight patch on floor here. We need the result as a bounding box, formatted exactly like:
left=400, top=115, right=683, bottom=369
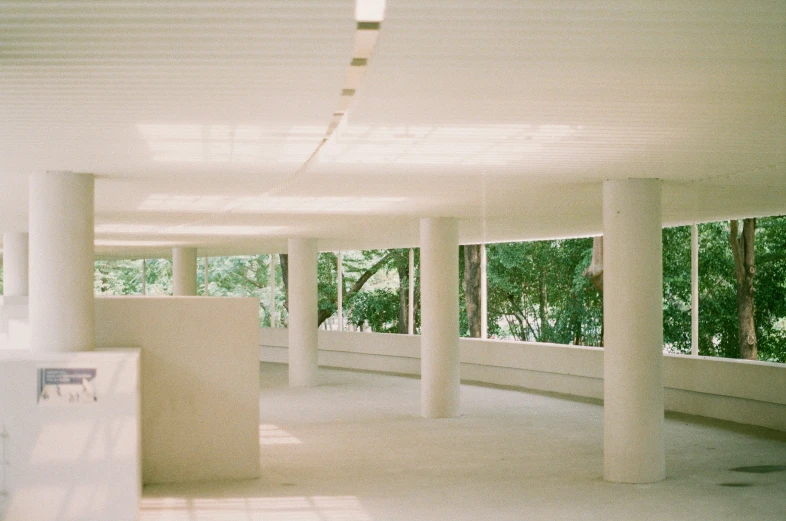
left=259, top=424, right=301, bottom=445
left=140, top=495, right=372, bottom=521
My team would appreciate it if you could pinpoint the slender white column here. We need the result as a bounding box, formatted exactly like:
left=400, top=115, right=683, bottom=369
left=603, top=178, right=664, bottom=483
left=2, top=232, right=29, bottom=297
left=172, top=247, right=197, bottom=296
left=269, top=254, right=277, bottom=327
left=480, top=243, right=488, bottom=339
left=408, top=248, right=415, bottom=335
left=691, top=224, right=699, bottom=357
left=29, top=171, right=95, bottom=352
left=337, top=251, right=343, bottom=331
left=420, top=218, right=460, bottom=418
left=288, top=238, right=318, bottom=387
left=141, top=259, right=147, bottom=295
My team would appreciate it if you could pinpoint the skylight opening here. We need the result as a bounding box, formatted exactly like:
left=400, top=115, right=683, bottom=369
left=355, top=0, right=386, bottom=22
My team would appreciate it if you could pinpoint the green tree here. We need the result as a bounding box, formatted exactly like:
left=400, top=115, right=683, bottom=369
left=94, top=259, right=145, bottom=295
left=142, top=258, right=174, bottom=296
left=281, top=249, right=418, bottom=332
left=662, top=226, right=692, bottom=353
left=730, top=219, right=757, bottom=359
left=486, top=239, right=602, bottom=345
left=752, top=216, right=786, bottom=362
left=203, top=255, right=284, bottom=326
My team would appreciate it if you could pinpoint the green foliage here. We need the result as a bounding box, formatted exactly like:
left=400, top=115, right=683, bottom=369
left=662, top=226, right=692, bottom=353
left=88, top=216, right=786, bottom=362
left=201, top=255, right=285, bottom=326
left=318, top=252, right=338, bottom=322
left=93, top=255, right=286, bottom=326
left=94, top=259, right=146, bottom=295
left=346, top=288, right=400, bottom=333
left=696, top=222, right=739, bottom=358
left=486, top=238, right=602, bottom=345
left=754, top=217, right=786, bottom=361
left=141, top=259, right=173, bottom=296
left=329, top=248, right=417, bottom=333
left=662, top=218, right=786, bottom=362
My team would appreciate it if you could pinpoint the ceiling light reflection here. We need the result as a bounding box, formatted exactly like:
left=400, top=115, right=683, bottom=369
left=137, top=124, right=326, bottom=164
left=322, top=124, right=580, bottom=166
left=138, top=194, right=409, bottom=214
left=95, top=240, right=185, bottom=247
left=95, top=223, right=286, bottom=236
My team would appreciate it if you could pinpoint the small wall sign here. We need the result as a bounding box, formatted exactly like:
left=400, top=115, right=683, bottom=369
left=37, top=368, right=97, bottom=405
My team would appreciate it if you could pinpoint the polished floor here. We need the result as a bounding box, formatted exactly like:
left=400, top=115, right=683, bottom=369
left=141, top=363, right=786, bottom=520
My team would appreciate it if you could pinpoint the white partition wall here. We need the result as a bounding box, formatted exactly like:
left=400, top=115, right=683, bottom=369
left=420, top=218, right=460, bottom=418
left=288, top=238, right=318, bottom=387
left=0, top=349, right=141, bottom=521
left=172, top=247, right=197, bottom=296
left=602, top=179, right=665, bottom=483
left=2, top=232, right=29, bottom=297
left=95, top=297, right=260, bottom=484
left=28, top=172, right=95, bottom=352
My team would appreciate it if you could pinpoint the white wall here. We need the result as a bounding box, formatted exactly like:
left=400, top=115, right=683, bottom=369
left=96, top=297, right=261, bottom=484
left=259, top=329, right=786, bottom=432
left=0, top=297, right=30, bottom=350
left=0, top=349, right=140, bottom=521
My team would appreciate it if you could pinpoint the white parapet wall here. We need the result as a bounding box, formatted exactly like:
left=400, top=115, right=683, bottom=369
left=260, top=329, right=786, bottom=432
left=96, top=297, right=261, bottom=484
left=0, top=296, right=30, bottom=351
left=0, top=349, right=141, bottom=521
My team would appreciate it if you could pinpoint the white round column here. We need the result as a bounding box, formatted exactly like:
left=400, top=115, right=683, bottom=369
left=288, top=238, right=318, bottom=387
left=29, top=172, right=95, bottom=352
left=172, top=247, right=197, bottom=296
left=420, top=218, right=460, bottom=418
left=603, top=178, right=665, bottom=483
left=2, top=232, right=29, bottom=297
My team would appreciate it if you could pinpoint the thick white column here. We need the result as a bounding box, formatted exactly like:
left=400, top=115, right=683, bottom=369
left=172, top=247, right=197, bottom=296
left=288, top=238, right=318, bottom=387
left=29, top=171, right=95, bottom=352
left=603, top=178, right=665, bottom=483
left=2, top=232, right=29, bottom=297
left=420, top=218, right=460, bottom=418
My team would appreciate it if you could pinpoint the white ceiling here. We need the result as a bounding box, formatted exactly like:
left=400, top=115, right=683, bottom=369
left=0, top=0, right=784, bottom=257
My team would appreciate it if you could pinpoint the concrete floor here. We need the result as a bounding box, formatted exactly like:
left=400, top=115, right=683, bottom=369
left=141, top=363, right=786, bottom=521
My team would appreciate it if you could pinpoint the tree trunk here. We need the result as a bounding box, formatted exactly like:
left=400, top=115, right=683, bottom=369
left=538, top=272, right=548, bottom=341
left=397, top=263, right=409, bottom=334
left=583, top=236, right=603, bottom=346
left=287, top=249, right=396, bottom=329
left=583, top=236, right=603, bottom=292
left=279, top=253, right=289, bottom=312
left=730, top=219, right=757, bottom=360
left=463, top=244, right=482, bottom=337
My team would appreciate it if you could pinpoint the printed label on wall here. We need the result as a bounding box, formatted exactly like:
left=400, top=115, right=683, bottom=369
left=37, top=368, right=97, bottom=405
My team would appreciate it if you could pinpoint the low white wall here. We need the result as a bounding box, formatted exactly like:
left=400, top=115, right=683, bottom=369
left=0, top=349, right=141, bottom=521
left=96, top=297, right=261, bottom=485
left=0, top=297, right=30, bottom=350
left=260, top=329, right=786, bottom=432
